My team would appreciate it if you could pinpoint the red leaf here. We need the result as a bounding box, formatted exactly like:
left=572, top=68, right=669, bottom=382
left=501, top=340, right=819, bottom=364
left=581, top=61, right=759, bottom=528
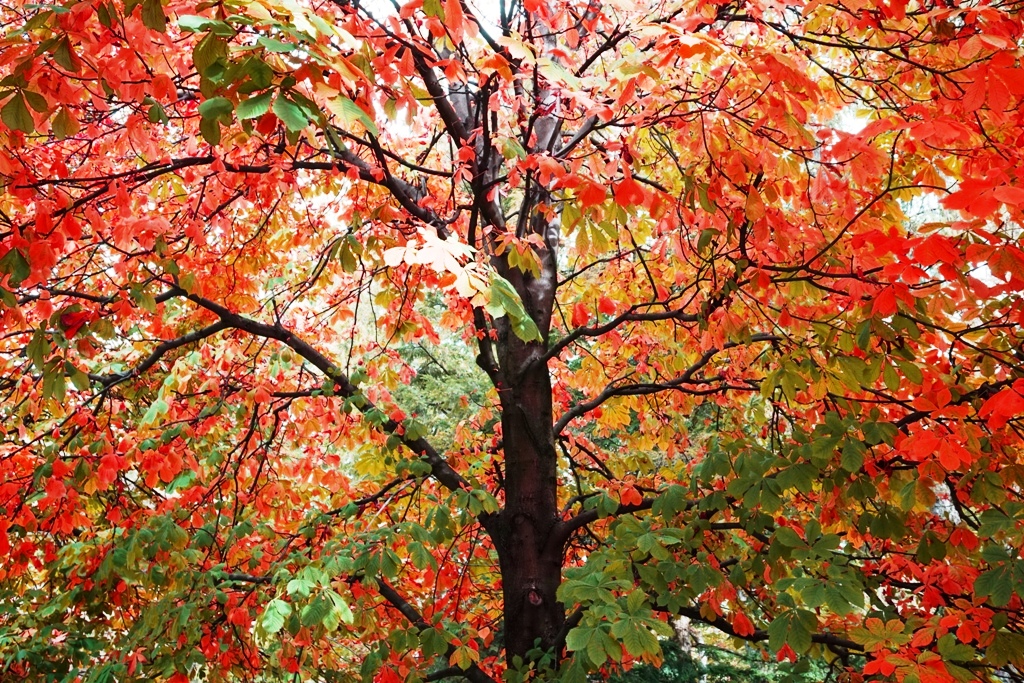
left=228, top=607, right=250, bottom=626
left=994, top=185, right=1024, bottom=207
left=578, top=181, right=607, bottom=208
left=619, top=485, right=642, bottom=506
left=979, top=387, right=1024, bottom=429
left=872, top=286, right=898, bottom=316
left=571, top=302, right=590, bottom=328
left=732, top=611, right=755, bottom=637
left=613, top=172, right=646, bottom=208
left=914, top=234, right=962, bottom=267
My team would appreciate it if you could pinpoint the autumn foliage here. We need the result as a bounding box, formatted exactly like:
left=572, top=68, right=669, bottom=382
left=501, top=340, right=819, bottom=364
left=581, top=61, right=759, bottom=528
left=3, top=0, right=1024, bottom=681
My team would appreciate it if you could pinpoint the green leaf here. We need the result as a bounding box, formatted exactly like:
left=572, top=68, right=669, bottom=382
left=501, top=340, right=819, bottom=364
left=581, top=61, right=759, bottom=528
left=987, top=631, right=1024, bottom=668
left=767, top=609, right=816, bottom=654
left=883, top=362, right=900, bottom=392
left=51, top=106, right=80, bottom=139
left=193, top=33, right=228, bottom=76
left=774, top=526, right=804, bottom=548
left=566, top=624, right=613, bottom=667
left=257, top=36, right=299, bottom=53
left=654, top=484, right=690, bottom=520
left=52, top=36, right=80, bottom=72
left=96, top=1, right=113, bottom=27
left=618, top=619, right=660, bottom=657
left=130, top=286, right=157, bottom=313
left=420, top=628, right=449, bottom=658
left=595, top=492, right=618, bottom=519
left=451, top=645, right=476, bottom=670
left=855, top=319, right=871, bottom=351
left=177, top=14, right=211, bottom=31
left=67, top=362, right=90, bottom=391
left=696, top=183, right=715, bottom=213
left=237, top=91, right=272, bottom=120
left=301, top=594, right=330, bottom=628
left=198, top=96, right=234, bottom=121
left=27, top=329, right=50, bottom=370
left=486, top=273, right=542, bottom=342
left=42, top=363, right=66, bottom=402
left=407, top=541, right=436, bottom=571
left=199, top=116, right=221, bottom=145
left=272, top=96, right=308, bottom=132
left=2, top=93, right=34, bottom=133
left=851, top=618, right=910, bottom=652
left=823, top=587, right=856, bottom=615
left=975, top=565, right=1014, bottom=607
left=327, top=590, right=354, bottom=626
left=697, top=228, right=717, bottom=255
left=936, top=632, right=975, bottom=662
left=840, top=439, right=865, bottom=473
left=178, top=14, right=236, bottom=35
left=325, top=96, right=379, bottom=137
left=0, top=286, right=16, bottom=308
left=862, top=420, right=896, bottom=446
left=23, top=90, right=48, bottom=114
left=239, top=57, right=274, bottom=90
left=897, top=359, right=922, bottom=385
left=260, top=599, right=291, bottom=634
left=141, top=398, right=169, bottom=426
left=560, top=660, right=588, bottom=683
left=141, top=0, right=166, bottom=32
left=148, top=102, right=168, bottom=124
left=500, top=136, right=527, bottom=160
left=287, top=577, right=314, bottom=598
left=0, top=247, right=30, bottom=285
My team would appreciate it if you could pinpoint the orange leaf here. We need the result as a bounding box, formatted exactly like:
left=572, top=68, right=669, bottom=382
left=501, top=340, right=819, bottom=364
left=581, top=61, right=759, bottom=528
left=444, top=0, right=465, bottom=42
left=745, top=187, right=765, bottom=221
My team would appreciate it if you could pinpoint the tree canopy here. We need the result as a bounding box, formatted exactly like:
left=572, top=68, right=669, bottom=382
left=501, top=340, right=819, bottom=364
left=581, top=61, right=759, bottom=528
left=2, top=0, right=1024, bottom=681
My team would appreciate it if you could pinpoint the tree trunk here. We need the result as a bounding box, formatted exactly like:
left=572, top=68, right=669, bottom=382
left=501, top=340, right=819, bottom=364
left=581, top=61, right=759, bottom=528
left=492, top=231, right=563, bottom=665
left=494, top=347, right=563, bottom=662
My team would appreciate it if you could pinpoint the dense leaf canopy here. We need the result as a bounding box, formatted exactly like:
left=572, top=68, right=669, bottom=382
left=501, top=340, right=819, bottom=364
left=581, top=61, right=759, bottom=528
left=2, top=0, right=1024, bottom=681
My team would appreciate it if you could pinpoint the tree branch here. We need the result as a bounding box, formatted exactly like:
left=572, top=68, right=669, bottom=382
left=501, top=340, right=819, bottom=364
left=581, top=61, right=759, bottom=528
left=88, top=319, right=230, bottom=390
left=542, top=303, right=701, bottom=364
left=376, top=579, right=498, bottom=683
left=552, top=335, right=777, bottom=435
left=548, top=496, right=662, bottom=554
left=178, top=289, right=494, bottom=531
left=662, top=605, right=863, bottom=656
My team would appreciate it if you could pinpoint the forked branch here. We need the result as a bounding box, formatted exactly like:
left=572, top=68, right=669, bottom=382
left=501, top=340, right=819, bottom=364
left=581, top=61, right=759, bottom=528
left=376, top=579, right=499, bottom=683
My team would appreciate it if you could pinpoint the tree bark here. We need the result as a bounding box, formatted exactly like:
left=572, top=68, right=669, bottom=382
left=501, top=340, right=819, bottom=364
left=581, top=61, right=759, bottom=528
left=493, top=347, right=564, bottom=662
left=492, top=221, right=564, bottom=664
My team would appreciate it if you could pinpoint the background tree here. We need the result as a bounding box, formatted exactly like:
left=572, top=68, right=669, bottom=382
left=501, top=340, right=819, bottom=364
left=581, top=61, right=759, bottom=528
left=605, top=637, right=829, bottom=683
left=2, top=0, right=1024, bottom=681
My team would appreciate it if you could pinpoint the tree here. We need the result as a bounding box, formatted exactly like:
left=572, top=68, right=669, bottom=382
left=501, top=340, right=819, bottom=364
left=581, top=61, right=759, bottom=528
left=605, top=637, right=828, bottom=683
left=2, top=0, right=1024, bottom=680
